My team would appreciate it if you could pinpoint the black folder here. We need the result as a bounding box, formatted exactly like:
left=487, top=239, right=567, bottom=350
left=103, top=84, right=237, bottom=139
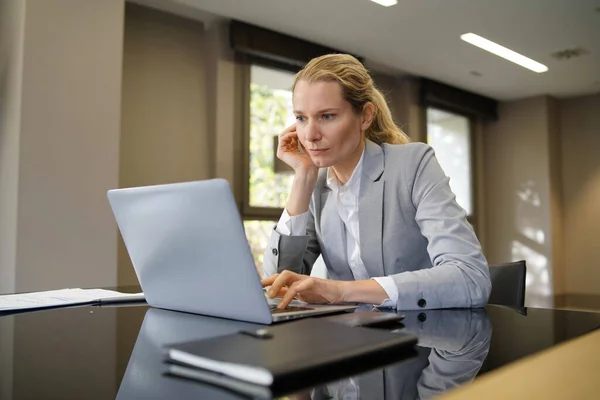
left=166, top=318, right=417, bottom=397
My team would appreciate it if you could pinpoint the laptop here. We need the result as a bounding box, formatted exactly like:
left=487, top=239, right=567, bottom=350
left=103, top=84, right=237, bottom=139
left=107, top=179, right=357, bottom=324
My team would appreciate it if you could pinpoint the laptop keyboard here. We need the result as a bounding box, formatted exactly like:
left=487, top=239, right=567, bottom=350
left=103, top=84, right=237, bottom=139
left=269, top=305, right=314, bottom=314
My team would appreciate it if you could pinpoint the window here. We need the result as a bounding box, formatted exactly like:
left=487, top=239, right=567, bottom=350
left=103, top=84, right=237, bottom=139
left=243, top=220, right=276, bottom=275
left=243, top=65, right=297, bottom=273
left=426, top=108, right=475, bottom=222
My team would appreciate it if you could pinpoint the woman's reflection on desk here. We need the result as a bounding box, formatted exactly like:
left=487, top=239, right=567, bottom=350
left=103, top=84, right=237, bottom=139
left=288, top=308, right=492, bottom=400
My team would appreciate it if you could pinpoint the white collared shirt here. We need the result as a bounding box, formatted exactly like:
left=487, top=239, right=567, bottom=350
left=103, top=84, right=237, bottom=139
left=275, top=149, right=398, bottom=308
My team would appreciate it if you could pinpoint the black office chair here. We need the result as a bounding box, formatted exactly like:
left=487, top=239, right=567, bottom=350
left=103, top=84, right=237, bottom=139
left=488, top=260, right=527, bottom=309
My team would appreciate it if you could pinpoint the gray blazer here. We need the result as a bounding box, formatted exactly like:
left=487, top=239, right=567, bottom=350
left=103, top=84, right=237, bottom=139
left=263, top=140, right=491, bottom=309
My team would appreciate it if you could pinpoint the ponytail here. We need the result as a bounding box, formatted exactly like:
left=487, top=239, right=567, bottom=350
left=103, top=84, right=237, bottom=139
left=365, top=88, right=410, bottom=145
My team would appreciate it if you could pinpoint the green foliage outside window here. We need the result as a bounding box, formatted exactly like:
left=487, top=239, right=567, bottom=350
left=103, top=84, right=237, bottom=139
left=248, top=83, right=294, bottom=208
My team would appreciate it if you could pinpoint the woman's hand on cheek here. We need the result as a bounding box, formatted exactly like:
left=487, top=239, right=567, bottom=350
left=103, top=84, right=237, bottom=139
left=277, top=124, right=317, bottom=174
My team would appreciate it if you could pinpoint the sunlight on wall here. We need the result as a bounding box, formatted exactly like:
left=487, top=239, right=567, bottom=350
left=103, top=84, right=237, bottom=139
left=514, top=180, right=552, bottom=302
left=512, top=241, right=550, bottom=296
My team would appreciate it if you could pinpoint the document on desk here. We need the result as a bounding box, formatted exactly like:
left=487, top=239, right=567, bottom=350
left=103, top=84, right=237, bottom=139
left=0, top=288, right=145, bottom=312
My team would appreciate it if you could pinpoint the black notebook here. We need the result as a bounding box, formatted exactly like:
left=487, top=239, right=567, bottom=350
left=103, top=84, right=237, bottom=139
left=166, top=318, right=417, bottom=396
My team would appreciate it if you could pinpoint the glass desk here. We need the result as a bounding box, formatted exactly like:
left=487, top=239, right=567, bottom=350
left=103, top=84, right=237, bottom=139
left=1, top=300, right=599, bottom=399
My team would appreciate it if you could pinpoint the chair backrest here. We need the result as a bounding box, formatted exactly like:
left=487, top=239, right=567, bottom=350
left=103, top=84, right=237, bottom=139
left=488, top=260, right=527, bottom=308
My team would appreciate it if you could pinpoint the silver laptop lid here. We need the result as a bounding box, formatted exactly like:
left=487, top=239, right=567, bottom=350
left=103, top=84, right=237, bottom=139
left=107, top=179, right=273, bottom=324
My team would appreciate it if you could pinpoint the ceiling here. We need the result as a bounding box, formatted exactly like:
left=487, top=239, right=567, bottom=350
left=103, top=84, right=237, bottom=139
left=133, top=0, right=600, bottom=101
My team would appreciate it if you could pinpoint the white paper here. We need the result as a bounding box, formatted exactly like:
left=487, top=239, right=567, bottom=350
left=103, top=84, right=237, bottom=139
left=0, top=288, right=144, bottom=311
left=169, top=349, right=273, bottom=386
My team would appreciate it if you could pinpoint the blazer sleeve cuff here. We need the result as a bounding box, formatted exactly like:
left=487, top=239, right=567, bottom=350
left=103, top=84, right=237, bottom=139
left=390, top=265, right=476, bottom=310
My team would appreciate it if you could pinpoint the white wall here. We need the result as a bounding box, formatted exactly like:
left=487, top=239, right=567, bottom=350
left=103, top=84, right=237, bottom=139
left=560, top=94, right=600, bottom=295
left=0, top=0, right=25, bottom=296
left=483, top=96, right=562, bottom=305
left=1, top=0, right=125, bottom=292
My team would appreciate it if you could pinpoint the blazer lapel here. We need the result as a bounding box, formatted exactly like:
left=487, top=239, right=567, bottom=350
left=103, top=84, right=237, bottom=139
left=359, top=140, right=385, bottom=278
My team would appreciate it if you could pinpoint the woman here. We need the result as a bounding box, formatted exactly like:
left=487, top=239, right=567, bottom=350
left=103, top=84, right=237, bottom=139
left=261, top=54, right=490, bottom=310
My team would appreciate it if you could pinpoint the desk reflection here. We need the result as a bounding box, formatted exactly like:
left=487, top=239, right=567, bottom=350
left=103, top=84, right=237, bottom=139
left=116, top=307, right=491, bottom=399
left=116, top=308, right=262, bottom=399
left=301, top=308, right=492, bottom=400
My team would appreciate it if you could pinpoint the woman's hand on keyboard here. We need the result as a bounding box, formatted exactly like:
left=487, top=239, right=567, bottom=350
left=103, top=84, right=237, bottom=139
left=261, top=271, right=346, bottom=310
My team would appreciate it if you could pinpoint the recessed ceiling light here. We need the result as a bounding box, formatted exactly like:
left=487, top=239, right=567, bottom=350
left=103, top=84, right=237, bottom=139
left=460, top=32, right=548, bottom=73
left=370, top=0, right=398, bottom=7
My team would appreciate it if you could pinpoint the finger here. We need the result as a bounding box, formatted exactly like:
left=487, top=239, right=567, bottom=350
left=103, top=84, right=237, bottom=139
left=264, top=282, right=289, bottom=298
left=278, top=131, right=299, bottom=149
left=277, top=282, right=299, bottom=309
left=268, top=270, right=298, bottom=298
left=278, top=130, right=297, bottom=141
left=261, top=274, right=279, bottom=288
left=270, top=286, right=289, bottom=298
left=280, top=123, right=297, bottom=135
left=278, top=279, right=313, bottom=309
left=277, top=136, right=299, bottom=158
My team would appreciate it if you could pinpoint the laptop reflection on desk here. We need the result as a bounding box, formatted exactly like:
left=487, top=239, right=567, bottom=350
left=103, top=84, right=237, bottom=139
left=116, top=308, right=263, bottom=400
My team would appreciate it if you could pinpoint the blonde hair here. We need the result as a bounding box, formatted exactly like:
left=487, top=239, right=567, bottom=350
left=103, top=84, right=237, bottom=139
left=293, top=53, right=410, bottom=145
